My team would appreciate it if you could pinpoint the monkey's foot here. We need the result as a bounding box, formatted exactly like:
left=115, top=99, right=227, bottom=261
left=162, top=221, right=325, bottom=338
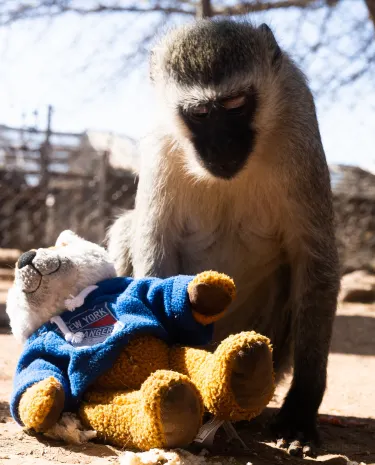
left=188, top=271, right=236, bottom=324
left=19, top=377, right=65, bottom=432
left=271, top=405, right=320, bottom=457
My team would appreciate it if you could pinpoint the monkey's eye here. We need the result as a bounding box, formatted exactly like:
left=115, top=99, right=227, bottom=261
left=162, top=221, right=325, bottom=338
left=222, top=95, right=246, bottom=112
left=190, top=104, right=209, bottom=118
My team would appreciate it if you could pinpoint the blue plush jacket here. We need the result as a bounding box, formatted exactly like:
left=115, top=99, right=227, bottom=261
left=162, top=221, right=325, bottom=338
left=10, top=275, right=213, bottom=426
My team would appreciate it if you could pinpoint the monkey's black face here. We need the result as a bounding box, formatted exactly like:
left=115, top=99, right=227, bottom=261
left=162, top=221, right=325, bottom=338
left=179, top=90, right=258, bottom=180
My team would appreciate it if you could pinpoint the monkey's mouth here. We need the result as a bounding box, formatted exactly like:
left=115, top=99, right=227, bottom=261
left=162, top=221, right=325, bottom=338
left=191, top=129, right=256, bottom=180
left=200, top=158, right=248, bottom=180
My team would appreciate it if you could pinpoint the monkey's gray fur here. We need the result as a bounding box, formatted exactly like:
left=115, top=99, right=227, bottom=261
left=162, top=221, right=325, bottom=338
left=107, top=19, right=340, bottom=449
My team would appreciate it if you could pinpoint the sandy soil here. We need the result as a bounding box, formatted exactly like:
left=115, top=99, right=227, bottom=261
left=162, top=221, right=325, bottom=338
left=1, top=301, right=374, bottom=465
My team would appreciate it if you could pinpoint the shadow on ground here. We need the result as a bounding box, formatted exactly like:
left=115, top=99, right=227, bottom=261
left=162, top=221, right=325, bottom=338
left=2, top=407, right=374, bottom=465
left=331, top=314, right=375, bottom=356
left=197, top=408, right=375, bottom=465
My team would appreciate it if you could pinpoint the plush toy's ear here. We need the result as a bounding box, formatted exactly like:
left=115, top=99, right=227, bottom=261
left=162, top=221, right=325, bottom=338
left=55, top=230, right=81, bottom=247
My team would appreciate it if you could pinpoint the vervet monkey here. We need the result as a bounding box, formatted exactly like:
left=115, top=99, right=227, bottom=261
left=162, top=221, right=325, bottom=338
left=108, top=19, right=339, bottom=452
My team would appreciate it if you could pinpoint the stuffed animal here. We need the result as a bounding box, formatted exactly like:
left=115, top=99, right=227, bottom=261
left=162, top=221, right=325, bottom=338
left=7, top=230, right=275, bottom=451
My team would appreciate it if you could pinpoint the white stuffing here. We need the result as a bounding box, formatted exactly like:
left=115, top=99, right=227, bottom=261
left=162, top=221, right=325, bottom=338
left=44, top=412, right=97, bottom=445
left=119, top=448, right=225, bottom=465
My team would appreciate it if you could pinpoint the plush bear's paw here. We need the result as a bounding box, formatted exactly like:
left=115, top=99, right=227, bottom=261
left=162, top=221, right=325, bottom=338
left=202, top=332, right=275, bottom=421
left=19, top=377, right=65, bottom=432
left=80, top=370, right=203, bottom=450
left=142, top=370, right=204, bottom=449
left=231, top=339, right=274, bottom=411
left=160, top=380, right=202, bottom=447
left=188, top=271, right=236, bottom=324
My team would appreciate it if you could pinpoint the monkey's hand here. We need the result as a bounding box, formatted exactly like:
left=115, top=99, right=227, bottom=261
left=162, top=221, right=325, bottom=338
left=19, top=377, right=65, bottom=432
left=270, top=399, right=320, bottom=458
left=187, top=271, right=236, bottom=325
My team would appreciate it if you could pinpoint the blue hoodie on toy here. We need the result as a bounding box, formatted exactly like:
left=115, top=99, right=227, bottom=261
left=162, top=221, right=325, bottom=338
left=10, top=275, right=213, bottom=425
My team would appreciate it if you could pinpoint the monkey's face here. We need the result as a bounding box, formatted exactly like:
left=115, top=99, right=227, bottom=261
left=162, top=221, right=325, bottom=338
left=151, top=19, right=282, bottom=181
left=178, top=90, right=258, bottom=179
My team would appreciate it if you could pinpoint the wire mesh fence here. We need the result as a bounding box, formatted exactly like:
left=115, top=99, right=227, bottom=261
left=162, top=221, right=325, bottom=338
left=0, top=125, right=138, bottom=252
left=1, top=123, right=375, bottom=269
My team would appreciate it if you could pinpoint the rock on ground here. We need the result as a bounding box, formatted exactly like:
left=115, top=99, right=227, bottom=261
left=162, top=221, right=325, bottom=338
left=340, top=271, right=375, bottom=303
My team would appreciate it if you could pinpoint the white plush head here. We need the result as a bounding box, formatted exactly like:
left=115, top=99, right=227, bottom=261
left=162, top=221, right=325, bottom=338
left=6, top=230, right=116, bottom=343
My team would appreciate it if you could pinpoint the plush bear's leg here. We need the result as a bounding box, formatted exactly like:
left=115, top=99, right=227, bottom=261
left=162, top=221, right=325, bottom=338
left=19, top=377, right=65, bottom=432
left=170, top=331, right=275, bottom=421
left=94, top=336, right=169, bottom=390
left=79, top=370, right=203, bottom=450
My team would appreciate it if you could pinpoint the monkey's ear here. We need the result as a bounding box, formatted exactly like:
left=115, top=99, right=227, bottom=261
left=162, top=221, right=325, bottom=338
left=258, top=24, right=282, bottom=68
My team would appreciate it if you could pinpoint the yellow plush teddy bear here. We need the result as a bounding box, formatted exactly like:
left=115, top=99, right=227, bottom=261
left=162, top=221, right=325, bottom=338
left=7, top=230, right=275, bottom=450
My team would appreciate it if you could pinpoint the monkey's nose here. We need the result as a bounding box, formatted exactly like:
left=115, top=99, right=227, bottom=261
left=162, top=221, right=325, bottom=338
left=18, top=250, right=37, bottom=269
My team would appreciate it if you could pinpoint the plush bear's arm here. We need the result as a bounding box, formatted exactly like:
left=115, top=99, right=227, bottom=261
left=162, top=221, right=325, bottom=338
left=18, top=376, right=65, bottom=432
left=187, top=271, right=236, bottom=325
left=120, top=272, right=235, bottom=346
left=11, top=357, right=70, bottom=428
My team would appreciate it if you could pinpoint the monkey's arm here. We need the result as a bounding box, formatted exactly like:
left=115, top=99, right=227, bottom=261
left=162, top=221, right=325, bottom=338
left=130, top=138, right=181, bottom=278
left=107, top=135, right=181, bottom=278
left=274, top=173, right=340, bottom=447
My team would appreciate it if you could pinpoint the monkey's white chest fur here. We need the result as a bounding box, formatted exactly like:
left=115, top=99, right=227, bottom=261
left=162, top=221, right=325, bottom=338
left=173, top=175, right=284, bottom=340
left=183, top=202, right=280, bottom=298
left=181, top=218, right=280, bottom=281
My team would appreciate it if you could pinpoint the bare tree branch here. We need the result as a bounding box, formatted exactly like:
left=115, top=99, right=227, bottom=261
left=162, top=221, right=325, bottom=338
left=0, top=0, right=326, bottom=26
left=197, top=0, right=213, bottom=18
left=0, top=1, right=194, bottom=26
left=215, top=0, right=320, bottom=16
left=0, top=0, right=373, bottom=103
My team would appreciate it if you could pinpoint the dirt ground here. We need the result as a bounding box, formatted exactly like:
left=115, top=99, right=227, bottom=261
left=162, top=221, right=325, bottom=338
left=0, top=301, right=374, bottom=465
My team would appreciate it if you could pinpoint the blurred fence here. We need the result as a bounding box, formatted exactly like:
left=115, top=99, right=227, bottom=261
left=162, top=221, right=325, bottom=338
left=1, top=122, right=375, bottom=273
left=0, top=125, right=138, bottom=252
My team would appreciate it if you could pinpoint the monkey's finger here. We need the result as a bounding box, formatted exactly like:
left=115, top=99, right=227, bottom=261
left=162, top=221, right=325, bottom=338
left=287, top=440, right=303, bottom=457
left=302, top=443, right=317, bottom=458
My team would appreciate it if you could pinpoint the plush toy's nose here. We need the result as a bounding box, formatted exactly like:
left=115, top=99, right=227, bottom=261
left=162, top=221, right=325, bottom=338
left=18, top=250, right=37, bottom=269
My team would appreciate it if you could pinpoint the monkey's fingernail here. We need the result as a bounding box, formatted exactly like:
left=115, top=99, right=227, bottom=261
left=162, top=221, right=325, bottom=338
left=288, top=441, right=303, bottom=457
left=276, top=438, right=287, bottom=449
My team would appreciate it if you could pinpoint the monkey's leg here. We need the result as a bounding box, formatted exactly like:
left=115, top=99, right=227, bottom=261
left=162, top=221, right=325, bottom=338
left=271, top=253, right=339, bottom=456
left=80, top=370, right=203, bottom=450
left=170, top=332, right=275, bottom=421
